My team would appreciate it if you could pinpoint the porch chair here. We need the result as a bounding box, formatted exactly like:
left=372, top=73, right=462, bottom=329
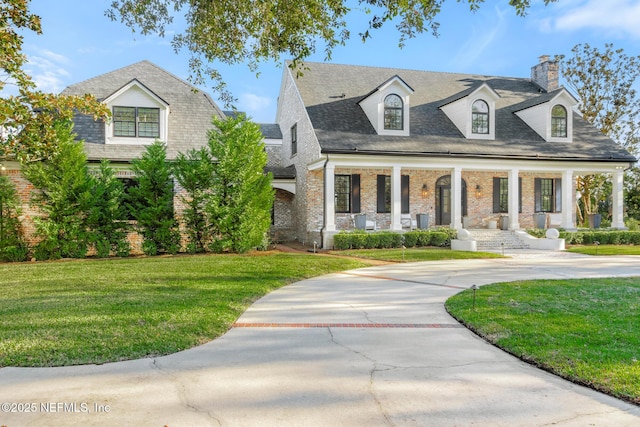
left=401, top=214, right=417, bottom=230
left=352, top=214, right=377, bottom=231
left=365, top=216, right=377, bottom=231
left=547, top=213, right=562, bottom=228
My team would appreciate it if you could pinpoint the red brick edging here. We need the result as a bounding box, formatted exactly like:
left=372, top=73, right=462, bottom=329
left=232, top=323, right=463, bottom=328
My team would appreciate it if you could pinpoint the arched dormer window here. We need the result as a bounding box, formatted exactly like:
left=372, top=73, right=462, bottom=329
left=551, top=105, right=567, bottom=137
left=471, top=100, right=489, bottom=134
left=384, top=94, right=403, bottom=130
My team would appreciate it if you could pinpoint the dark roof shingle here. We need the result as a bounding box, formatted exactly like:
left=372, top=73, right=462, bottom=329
left=291, top=62, right=636, bottom=163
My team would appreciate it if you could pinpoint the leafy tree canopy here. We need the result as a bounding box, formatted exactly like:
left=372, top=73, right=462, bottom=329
left=558, top=43, right=640, bottom=149
left=557, top=43, right=640, bottom=221
left=106, top=0, right=558, bottom=104
left=1, top=0, right=110, bottom=163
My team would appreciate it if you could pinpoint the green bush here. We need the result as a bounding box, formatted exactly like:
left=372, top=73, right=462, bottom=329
left=0, top=244, right=30, bottom=262
left=333, top=229, right=457, bottom=250
left=351, top=232, right=368, bottom=249
left=430, top=231, right=448, bottom=247
left=403, top=231, right=419, bottom=248
left=557, top=230, right=640, bottom=245
left=94, top=239, right=111, bottom=258
left=115, top=240, right=131, bottom=257
left=333, top=232, right=351, bottom=250
left=416, top=231, right=432, bottom=247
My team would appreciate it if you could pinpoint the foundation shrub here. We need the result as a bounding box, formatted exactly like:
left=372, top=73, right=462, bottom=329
left=403, top=231, right=419, bottom=248
left=430, top=231, right=449, bottom=247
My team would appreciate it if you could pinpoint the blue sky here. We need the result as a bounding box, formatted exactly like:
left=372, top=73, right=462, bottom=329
left=13, top=0, right=640, bottom=123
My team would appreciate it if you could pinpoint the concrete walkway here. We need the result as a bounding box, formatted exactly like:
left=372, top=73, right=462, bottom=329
left=2, top=252, right=640, bottom=426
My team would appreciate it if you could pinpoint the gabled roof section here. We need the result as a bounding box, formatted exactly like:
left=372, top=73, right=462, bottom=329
left=61, top=60, right=225, bottom=161
left=358, top=74, right=415, bottom=105
left=260, top=123, right=283, bottom=140
left=103, top=78, right=169, bottom=107
left=438, top=82, right=500, bottom=108
left=511, top=88, right=577, bottom=112
left=287, top=62, right=636, bottom=163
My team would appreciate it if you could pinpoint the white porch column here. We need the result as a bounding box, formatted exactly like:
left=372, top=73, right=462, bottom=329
left=391, top=165, right=402, bottom=231
left=562, top=170, right=576, bottom=229
left=325, top=164, right=336, bottom=232
left=451, top=167, right=463, bottom=230
left=611, top=169, right=625, bottom=229
left=508, top=168, right=521, bottom=230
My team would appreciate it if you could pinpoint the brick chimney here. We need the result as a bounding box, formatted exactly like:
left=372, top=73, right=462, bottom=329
left=531, top=55, right=559, bottom=92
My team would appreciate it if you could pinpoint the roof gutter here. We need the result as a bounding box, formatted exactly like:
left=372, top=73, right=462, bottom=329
left=320, top=149, right=638, bottom=164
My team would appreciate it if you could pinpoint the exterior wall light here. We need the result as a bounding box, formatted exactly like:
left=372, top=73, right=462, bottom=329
left=475, top=184, right=482, bottom=198
left=421, top=184, right=429, bottom=198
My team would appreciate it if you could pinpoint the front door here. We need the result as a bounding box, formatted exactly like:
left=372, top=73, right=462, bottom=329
left=435, top=175, right=467, bottom=226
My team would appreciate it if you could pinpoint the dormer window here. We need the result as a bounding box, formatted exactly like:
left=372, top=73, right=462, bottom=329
left=513, top=89, right=577, bottom=142
left=103, top=79, right=169, bottom=145
left=113, top=106, right=160, bottom=138
left=551, top=105, right=567, bottom=137
left=357, top=75, right=413, bottom=136
left=471, top=100, right=489, bottom=134
left=384, top=94, right=404, bottom=130
left=439, top=82, right=499, bottom=140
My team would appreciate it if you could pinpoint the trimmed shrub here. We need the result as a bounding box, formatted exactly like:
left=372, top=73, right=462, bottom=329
left=403, top=231, right=419, bottom=248
left=417, top=231, right=432, bottom=247
left=333, top=232, right=351, bottom=250
left=430, top=231, right=449, bottom=247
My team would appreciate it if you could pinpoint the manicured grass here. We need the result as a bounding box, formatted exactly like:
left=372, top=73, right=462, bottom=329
left=330, top=247, right=504, bottom=262
left=446, top=277, right=640, bottom=405
left=567, top=245, right=640, bottom=256
left=0, top=253, right=366, bottom=367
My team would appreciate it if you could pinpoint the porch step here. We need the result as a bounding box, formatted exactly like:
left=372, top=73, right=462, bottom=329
left=467, top=229, right=531, bottom=250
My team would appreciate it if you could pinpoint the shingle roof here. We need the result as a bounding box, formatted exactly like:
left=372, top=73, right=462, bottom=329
left=259, top=123, right=283, bottom=140
left=223, top=111, right=282, bottom=140
left=291, top=62, right=636, bottom=163
left=266, top=164, right=296, bottom=179
left=62, top=60, right=225, bottom=161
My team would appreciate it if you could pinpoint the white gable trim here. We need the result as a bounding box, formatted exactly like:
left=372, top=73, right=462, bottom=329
left=439, top=83, right=499, bottom=140
left=358, top=76, right=414, bottom=136
left=514, top=89, right=577, bottom=143
left=103, top=79, right=170, bottom=145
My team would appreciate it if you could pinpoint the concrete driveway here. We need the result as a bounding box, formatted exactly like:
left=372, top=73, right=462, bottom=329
left=1, top=252, right=640, bottom=426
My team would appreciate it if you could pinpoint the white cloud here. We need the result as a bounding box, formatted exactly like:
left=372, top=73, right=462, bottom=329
left=23, top=48, right=72, bottom=93
left=451, top=6, right=508, bottom=70
left=238, top=93, right=272, bottom=121
left=546, top=0, right=640, bottom=38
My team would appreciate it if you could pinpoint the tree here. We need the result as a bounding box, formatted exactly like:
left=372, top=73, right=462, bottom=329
left=1, top=0, right=110, bottom=163
left=0, top=174, right=29, bottom=261
left=87, top=160, right=131, bottom=257
left=173, top=147, right=215, bottom=253
left=206, top=114, right=273, bottom=253
left=106, top=0, right=558, bottom=104
left=128, top=141, right=181, bottom=255
left=558, top=44, right=640, bottom=225
left=23, top=121, right=94, bottom=260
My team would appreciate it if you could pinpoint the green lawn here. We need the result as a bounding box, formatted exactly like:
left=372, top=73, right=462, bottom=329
left=567, top=245, right=640, bottom=256
left=330, top=247, right=504, bottom=262
left=0, top=253, right=366, bottom=367
left=446, top=277, right=640, bottom=405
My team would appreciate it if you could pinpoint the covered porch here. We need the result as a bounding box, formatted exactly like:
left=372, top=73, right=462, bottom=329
left=310, top=154, right=629, bottom=248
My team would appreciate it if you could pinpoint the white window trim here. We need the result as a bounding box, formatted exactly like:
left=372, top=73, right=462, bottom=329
left=358, top=76, right=413, bottom=136
left=103, top=80, right=170, bottom=145
left=439, top=83, right=499, bottom=140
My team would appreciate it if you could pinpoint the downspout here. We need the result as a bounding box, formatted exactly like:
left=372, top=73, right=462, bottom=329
left=320, top=154, right=330, bottom=249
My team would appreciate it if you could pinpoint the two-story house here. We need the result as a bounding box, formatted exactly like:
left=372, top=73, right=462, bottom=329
left=274, top=56, right=636, bottom=248
left=4, top=57, right=636, bottom=251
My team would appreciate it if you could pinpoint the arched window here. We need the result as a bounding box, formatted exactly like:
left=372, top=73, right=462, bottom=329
left=471, top=100, right=489, bottom=134
left=551, top=105, right=567, bottom=137
left=384, top=94, right=403, bottom=130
